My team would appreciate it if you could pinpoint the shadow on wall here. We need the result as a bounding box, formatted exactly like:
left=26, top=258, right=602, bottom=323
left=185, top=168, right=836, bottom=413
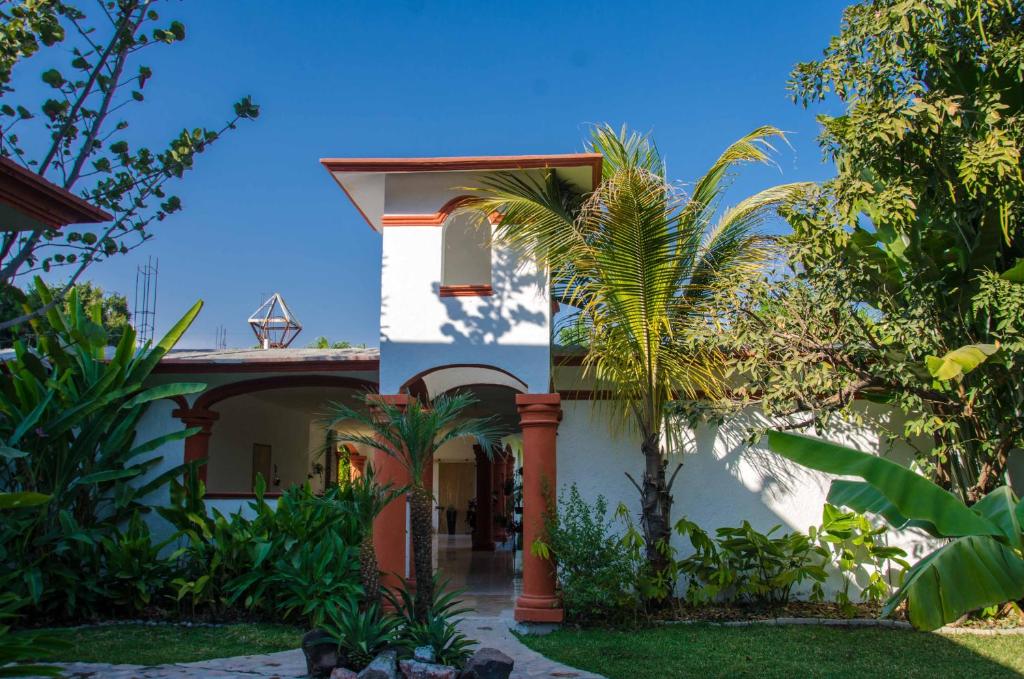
left=435, top=246, right=546, bottom=346
left=557, top=399, right=936, bottom=598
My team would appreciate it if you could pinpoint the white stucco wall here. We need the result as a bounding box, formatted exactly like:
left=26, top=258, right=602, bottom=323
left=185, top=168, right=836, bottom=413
left=557, top=399, right=936, bottom=598
left=377, top=174, right=551, bottom=395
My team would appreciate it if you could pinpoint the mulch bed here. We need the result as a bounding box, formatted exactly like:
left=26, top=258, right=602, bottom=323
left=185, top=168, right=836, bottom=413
left=654, top=601, right=889, bottom=623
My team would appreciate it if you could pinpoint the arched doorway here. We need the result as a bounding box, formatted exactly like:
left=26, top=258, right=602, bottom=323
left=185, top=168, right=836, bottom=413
left=397, top=366, right=530, bottom=615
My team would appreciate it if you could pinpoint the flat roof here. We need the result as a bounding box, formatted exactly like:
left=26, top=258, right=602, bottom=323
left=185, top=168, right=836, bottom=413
left=152, top=347, right=380, bottom=373
left=0, top=156, right=112, bottom=230
left=321, top=153, right=602, bottom=232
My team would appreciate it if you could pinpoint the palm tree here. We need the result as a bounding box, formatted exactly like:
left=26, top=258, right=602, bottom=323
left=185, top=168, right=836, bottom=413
left=462, top=124, right=809, bottom=584
left=335, top=462, right=404, bottom=607
left=323, top=392, right=504, bottom=621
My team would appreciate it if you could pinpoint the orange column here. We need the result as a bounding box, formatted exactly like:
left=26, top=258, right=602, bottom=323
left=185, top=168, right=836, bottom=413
left=514, top=393, right=564, bottom=623
left=369, top=394, right=412, bottom=590
left=172, top=406, right=219, bottom=484
left=472, top=444, right=495, bottom=551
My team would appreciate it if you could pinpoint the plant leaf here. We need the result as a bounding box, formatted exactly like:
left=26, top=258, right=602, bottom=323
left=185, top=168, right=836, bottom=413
left=972, top=486, right=1022, bottom=549
left=925, top=343, right=999, bottom=381
left=0, top=491, right=51, bottom=509
left=882, top=535, right=1024, bottom=631
left=767, top=430, right=1001, bottom=538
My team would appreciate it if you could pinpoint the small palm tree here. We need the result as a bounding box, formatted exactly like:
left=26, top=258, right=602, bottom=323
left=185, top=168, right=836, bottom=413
left=335, top=462, right=405, bottom=606
left=323, top=392, right=504, bottom=621
left=463, top=124, right=809, bottom=584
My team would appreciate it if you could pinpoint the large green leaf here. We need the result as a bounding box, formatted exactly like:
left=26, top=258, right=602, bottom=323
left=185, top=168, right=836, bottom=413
left=121, top=382, right=206, bottom=409
left=0, top=492, right=51, bottom=510
left=925, top=343, right=998, bottom=381
left=1000, top=258, right=1024, bottom=283
left=767, top=431, right=1001, bottom=537
left=882, top=535, right=1024, bottom=631
left=972, top=486, right=1022, bottom=549
left=827, top=480, right=941, bottom=537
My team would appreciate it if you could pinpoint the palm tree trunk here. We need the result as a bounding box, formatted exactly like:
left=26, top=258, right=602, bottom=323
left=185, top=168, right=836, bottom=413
left=639, top=434, right=674, bottom=593
left=359, top=533, right=380, bottom=608
left=409, top=485, right=434, bottom=621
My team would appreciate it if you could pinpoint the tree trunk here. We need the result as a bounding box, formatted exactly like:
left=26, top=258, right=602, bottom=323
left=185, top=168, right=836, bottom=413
left=359, top=533, right=380, bottom=608
left=409, top=485, right=435, bottom=621
left=638, top=434, right=674, bottom=591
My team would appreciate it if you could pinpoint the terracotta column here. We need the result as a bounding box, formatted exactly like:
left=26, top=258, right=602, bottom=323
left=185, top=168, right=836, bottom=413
left=514, top=393, right=563, bottom=623
left=172, top=406, right=219, bottom=484
left=472, top=444, right=495, bottom=551
left=369, top=394, right=412, bottom=589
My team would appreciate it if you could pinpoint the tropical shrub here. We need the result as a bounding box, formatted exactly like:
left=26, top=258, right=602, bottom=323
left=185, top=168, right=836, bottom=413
left=768, top=430, right=1024, bottom=630
left=99, top=511, right=177, bottom=614
left=0, top=492, right=65, bottom=677
left=675, top=518, right=828, bottom=608
left=160, top=472, right=362, bottom=625
left=809, top=503, right=909, bottom=613
left=384, top=577, right=476, bottom=668
left=535, top=485, right=640, bottom=622
left=323, top=600, right=397, bottom=671
left=0, top=282, right=204, bottom=619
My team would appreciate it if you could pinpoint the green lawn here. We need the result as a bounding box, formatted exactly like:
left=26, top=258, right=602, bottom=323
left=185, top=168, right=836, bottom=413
left=519, top=624, right=1024, bottom=679
left=23, top=623, right=303, bottom=666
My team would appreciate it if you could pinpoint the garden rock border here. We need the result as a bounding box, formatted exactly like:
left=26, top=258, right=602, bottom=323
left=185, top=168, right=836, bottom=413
left=659, top=616, right=1024, bottom=635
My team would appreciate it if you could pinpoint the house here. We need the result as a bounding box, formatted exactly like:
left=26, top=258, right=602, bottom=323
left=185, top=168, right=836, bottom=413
left=135, top=153, right=930, bottom=624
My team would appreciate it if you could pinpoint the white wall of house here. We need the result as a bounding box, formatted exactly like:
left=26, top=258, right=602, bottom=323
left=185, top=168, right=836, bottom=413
left=377, top=173, right=551, bottom=394
left=206, top=394, right=313, bottom=494
left=557, top=399, right=936, bottom=598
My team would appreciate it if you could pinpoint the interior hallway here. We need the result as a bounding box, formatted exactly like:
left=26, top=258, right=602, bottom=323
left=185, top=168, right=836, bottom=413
left=435, top=534, right=520, bottom=617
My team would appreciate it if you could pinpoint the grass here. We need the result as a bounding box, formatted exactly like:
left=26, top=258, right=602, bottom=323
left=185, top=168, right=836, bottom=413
left=519, top=624, right=1024, bottom=679
left=22, top=623, right=303, bottom=666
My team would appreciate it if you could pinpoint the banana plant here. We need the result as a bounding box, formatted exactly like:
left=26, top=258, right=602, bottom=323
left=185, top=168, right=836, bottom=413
left=767, top=430, right=1024, bottom=631
left=0, top=278, right=206, bottom=616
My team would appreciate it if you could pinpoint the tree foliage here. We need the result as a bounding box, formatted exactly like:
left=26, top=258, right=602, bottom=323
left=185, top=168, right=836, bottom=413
left=1, top=279, right=130, bottom=346
left=719, top=0, right=1024, bottom=501
left=0, top=0, right=259, bottom=329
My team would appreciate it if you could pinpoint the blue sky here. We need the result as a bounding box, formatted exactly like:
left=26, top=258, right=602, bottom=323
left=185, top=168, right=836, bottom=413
left=27, top=1, right=848, bottom=348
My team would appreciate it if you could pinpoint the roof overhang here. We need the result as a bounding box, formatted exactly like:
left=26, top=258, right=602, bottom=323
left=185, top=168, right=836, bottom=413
left=0, top=156, right=112, bottom=231
left=320, top=153, right=602, bottom=232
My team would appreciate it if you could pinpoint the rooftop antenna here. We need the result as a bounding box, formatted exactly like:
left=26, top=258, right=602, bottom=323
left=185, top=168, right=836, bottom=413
left=133, top=256, right=158, bottom=348
left=248, top=292, right=301, bottom=349
left=215, top=324, right=227, bottom=350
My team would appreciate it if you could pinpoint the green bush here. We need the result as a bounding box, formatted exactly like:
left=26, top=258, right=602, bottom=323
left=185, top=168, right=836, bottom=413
left=323, top=600, right=397, bottom=671
left=0, top=282, right=204, bottom=620
left=535, top=485, right=640, bottom=623
left=676, top=519, right=829, bottom=608
left=160, top=472, right=362, bottom=625
left=384, top=576, right=476, bottom=668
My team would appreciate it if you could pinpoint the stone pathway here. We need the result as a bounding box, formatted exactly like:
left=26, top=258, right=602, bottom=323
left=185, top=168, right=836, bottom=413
left=24, top=614, right=602, bottom=679
left=29, top=649, right=308, bottom=678
left=458, top=614, right=605, bottom=679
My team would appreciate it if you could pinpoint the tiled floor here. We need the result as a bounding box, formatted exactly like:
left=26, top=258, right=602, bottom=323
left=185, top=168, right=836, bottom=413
left=435, top=534, right=521, bottom=616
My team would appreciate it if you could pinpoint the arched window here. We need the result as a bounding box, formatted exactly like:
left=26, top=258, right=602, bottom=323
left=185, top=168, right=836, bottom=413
left=441, top=211, right=492, bottom=295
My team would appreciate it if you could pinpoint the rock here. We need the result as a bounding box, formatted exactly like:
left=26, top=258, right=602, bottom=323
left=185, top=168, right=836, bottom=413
left=358, top=650, right=399, bottom=679
left=399, top=659, right=458, bottom=679
left=459, top=647, right=514, bottom=679
left=413, top=646, right=436, bottom=663
left=332, top=669, right=359, bottom=679
left=302, top=629, right=340, bottom=678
